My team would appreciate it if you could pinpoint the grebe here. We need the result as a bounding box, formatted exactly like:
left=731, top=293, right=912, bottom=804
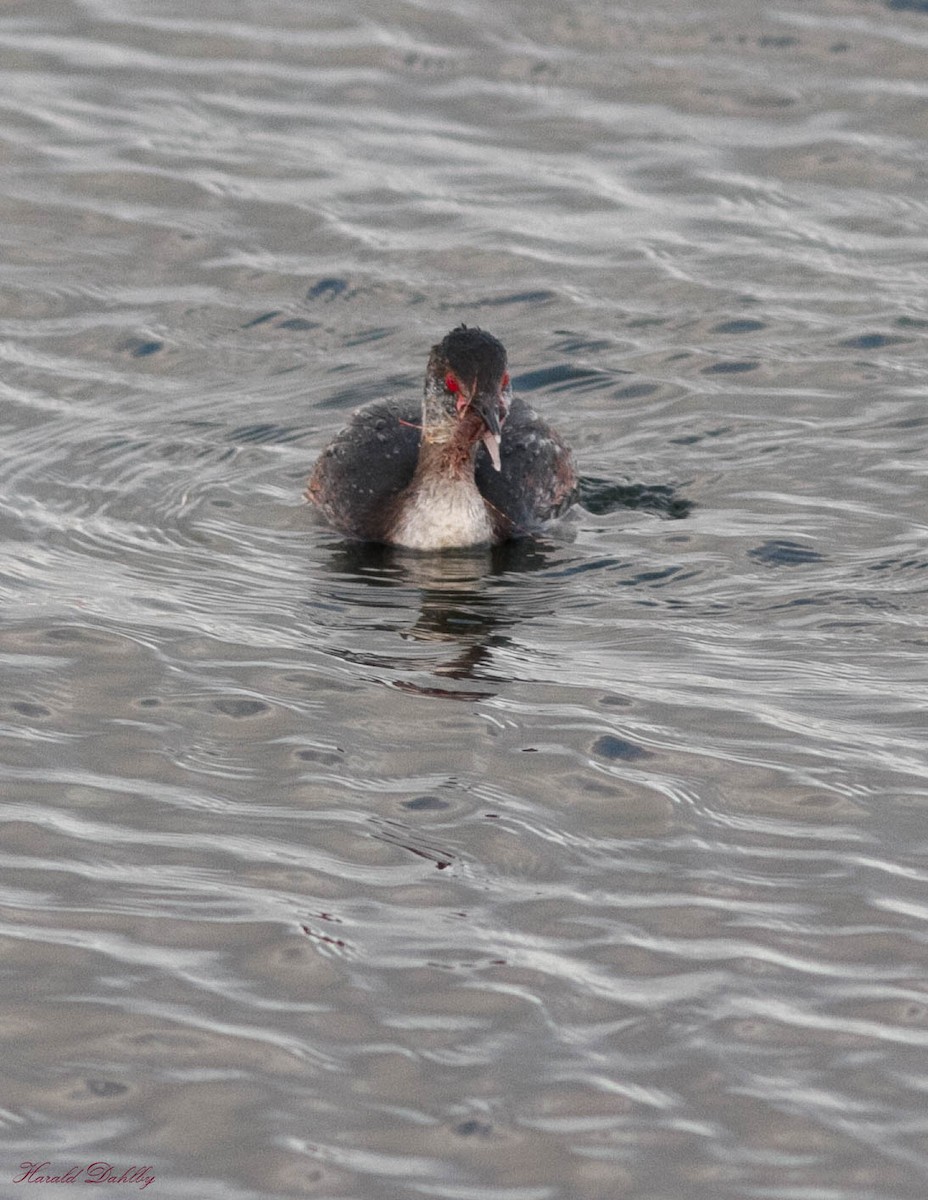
left=306, top=325, right=576, bottom=550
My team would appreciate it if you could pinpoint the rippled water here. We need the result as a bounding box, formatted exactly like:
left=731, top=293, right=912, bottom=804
left=2, top=0, right=928, bottom=1196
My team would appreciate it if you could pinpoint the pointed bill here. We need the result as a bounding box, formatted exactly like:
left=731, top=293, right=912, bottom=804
left=470, top=389, right=503, bottom=471
left=481, top=429, right=502, bottom=471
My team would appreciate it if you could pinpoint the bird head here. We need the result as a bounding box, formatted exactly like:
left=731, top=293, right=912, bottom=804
left=422, top=325, right=511, bottom=470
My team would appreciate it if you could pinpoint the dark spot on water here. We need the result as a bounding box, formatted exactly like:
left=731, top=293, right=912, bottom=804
left=758, top=35, right=798, bottom=48
left=213, top=698, right=268, bottom=718
left=749, top=539, right=824, bottom=566
left=513, top=363, right=606, bottom=392
left=669, top=425, right=731, bottom=445
left=489, top=538, right=551, bottom=574
left=120, top=337, right=163, bottom=357
left=277, top=317, right=320, bottom=331
left=887, top=0, right=928, bottom=10
left=581, top=779, right=620, bottom=798
left=372, top=822, right=455, bottom=869
left=840, top=332, right=905, bottom=350
left=137, top=698, right=161, bottom=708
left=710, top=319, right=767, bottom=334
left=394, top=680, right=494, bottom=702
left=230, top=422, right=279, bottom=442
left=11, top=700, right=50, bottom=718
left=211, top=498, right=233, bottom=508
left=521, top=747, right=538, bottom=752
left=45, top=626, right=91, bottom=643
left=242, top=311, right=281, bottom=328
left=627, top=315, right=666, bottom=329
left=454, top=1119, right=493, bottom=1137
left=480, top=289, right=557, bottom=306
left=614, top=381, right=660, bottom=400
left=702, top=360, right=759, bottom=374
left=402, top=795, right=450, bottom=811
left=295, top=747, right=343, bottom=764
left=578, top=477, right=693, bottom=519
left=553, top=332, right=613, bottom=353
left=631, top=565, right=685, bottom=586
left=868, top=555, right=928, bottom=572
left=307, top=277, right=349, bottom=301
left=895, top=315, right=928, bottom=329
left=548, top=556, right=622, bottom=579
left=345, top=327, right=392, bottom=346
left=830, top=41, right=850, bottom=52
left=86, top=1079, right=128, bottom=1098
left=592, top=734, right=650, bottom=762
left=301, top=924, right=347, bottom=949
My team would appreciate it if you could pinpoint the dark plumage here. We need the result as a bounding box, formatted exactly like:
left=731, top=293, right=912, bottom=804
left=306, top=326, right=576, bottom=550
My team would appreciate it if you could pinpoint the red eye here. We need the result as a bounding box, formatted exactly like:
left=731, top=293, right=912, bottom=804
left=445, top=374, right=459, bottom=393
left=502, top=372, right=510, bottom=389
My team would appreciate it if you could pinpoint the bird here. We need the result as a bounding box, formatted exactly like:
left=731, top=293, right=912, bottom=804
left=306, top=325, right=576, bottom=551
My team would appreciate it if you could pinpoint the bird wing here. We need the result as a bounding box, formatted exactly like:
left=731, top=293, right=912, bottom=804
left=306, top=399, right=421, bottom=540
left=475, top=396, right=577, bottom=535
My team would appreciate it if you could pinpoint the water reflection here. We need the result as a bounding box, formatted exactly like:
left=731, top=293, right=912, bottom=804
left=315, top=536, right=564, bottom=696
left=309, top=473, right=693, bottom=696
left=578, top=475, right=694, bottom=519
left=6, top=0, right=927, bottom=1192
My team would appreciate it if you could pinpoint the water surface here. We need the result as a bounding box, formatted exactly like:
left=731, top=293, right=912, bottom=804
left=2, top=1, right=928, bottom=1197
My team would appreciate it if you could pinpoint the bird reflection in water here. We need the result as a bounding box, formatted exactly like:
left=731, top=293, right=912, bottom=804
left=313, top=472, right=692, bottom=699
left=318, top=537, right=555, bottom=700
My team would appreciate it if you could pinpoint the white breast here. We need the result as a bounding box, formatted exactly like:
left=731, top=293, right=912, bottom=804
left=389, top=476, right=493, bottom=550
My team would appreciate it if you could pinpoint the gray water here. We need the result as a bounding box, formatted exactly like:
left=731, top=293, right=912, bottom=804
left=2, top=1, right=928, bottom=1197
